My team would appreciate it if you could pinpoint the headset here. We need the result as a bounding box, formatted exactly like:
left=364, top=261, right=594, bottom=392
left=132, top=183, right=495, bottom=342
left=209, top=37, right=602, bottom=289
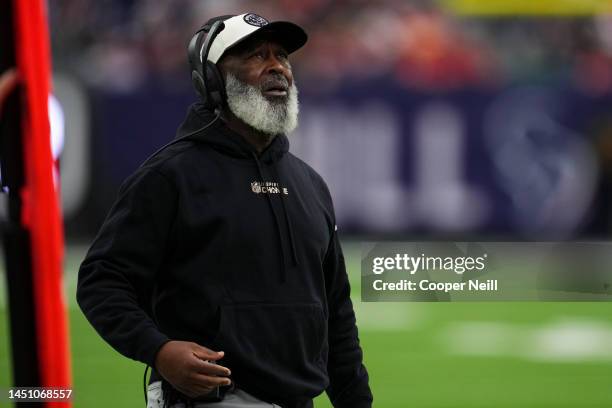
left=188, top=19, right=228, bottom=109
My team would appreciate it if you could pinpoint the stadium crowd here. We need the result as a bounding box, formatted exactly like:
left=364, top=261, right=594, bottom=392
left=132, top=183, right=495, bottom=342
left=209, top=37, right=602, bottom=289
left=49, top=0, right=612, bottom=93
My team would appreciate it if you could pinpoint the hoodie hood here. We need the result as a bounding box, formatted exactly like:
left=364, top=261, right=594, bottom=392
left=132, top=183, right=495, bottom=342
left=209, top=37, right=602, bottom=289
left=175, top=102, right=289, bottom=164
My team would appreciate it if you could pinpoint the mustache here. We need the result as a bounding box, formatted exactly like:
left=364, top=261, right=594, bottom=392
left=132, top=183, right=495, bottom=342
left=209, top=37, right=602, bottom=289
left=260, top=74, right=290, bottom=93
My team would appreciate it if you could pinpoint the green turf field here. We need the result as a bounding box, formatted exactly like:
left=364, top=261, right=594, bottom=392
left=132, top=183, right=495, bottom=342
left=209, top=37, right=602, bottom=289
left=2, top=242, right=612, bottom=407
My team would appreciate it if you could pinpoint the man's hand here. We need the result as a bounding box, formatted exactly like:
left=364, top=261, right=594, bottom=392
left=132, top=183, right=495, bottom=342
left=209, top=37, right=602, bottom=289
left=154, top=340, right=231, bottom=398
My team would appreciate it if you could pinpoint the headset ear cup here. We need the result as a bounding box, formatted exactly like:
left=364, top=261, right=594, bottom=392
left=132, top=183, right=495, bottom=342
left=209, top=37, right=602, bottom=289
left=191, top=70, right=207, bottom=99
left=188, top=31, right=208, bottom=100
left=188, top=20, right=226, bottom=108
left=205, top=62, right=226, bottom=108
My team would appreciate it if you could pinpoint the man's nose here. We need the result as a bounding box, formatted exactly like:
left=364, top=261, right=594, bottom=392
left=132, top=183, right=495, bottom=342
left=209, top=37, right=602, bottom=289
left=266, top=57, right=291, bottom=82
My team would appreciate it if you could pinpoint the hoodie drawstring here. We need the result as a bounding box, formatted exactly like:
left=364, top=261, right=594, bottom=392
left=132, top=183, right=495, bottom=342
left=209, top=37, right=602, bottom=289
left=251, top=152, right=294, bottom=282
left=270, top=164, right=299, bottom=267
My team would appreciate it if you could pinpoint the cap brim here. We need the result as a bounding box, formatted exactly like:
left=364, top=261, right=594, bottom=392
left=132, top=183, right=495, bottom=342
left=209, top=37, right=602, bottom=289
left=226, top=21, right=308, bottom=57
left=257, top=21, right=308, bottom=55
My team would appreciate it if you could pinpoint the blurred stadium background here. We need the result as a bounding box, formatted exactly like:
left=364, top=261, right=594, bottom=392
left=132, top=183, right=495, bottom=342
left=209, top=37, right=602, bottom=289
left=2, top=0, right=612, bottom=406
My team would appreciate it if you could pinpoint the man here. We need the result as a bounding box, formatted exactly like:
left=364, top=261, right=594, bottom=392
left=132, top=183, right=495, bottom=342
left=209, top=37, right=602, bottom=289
left=77, top=13, right=372, bottom=408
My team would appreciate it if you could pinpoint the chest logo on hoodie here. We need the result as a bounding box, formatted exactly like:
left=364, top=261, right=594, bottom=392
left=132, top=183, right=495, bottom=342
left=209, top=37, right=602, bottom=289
left=251, top=181, right=289, bottom=195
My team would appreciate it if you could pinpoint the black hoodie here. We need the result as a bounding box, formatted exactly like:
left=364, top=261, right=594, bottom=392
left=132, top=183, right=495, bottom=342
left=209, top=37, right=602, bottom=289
left=76, top=103, right=372, bottom=407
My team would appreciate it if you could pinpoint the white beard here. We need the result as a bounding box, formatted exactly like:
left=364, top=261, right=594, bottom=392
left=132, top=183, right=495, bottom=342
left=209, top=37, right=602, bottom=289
left=225, top=72, right=299, bottom=136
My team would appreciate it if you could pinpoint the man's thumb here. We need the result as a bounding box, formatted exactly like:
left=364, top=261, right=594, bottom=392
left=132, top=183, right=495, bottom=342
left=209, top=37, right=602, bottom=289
left=193, top=344, right=224, bottom=361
